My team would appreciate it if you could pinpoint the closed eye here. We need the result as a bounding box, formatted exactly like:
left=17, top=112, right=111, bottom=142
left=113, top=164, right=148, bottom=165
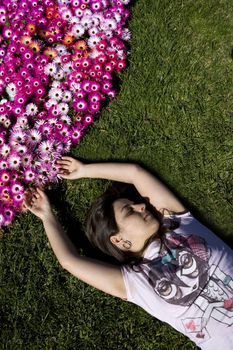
left=126, top=207, right=134, bottom=216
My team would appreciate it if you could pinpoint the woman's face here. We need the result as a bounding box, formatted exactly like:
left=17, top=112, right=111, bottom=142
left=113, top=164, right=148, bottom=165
left=112, top=198, right=160, bottom=253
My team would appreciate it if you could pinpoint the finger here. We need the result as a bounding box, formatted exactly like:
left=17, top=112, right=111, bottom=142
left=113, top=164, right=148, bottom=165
left=57, top=165, right=71, bottom=172
left=36, top=188, right=45, bottom=197
left=57, top=173, right=69, bottom=179
left=56, top=160, right=72, bottom=166
left=61, top=156, right=73, bottom=161
left=33, top=193, right=40, bottom=199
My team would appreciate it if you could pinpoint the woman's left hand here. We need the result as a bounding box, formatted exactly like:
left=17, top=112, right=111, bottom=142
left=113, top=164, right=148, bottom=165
left=23, top=188, right=54, bottom=221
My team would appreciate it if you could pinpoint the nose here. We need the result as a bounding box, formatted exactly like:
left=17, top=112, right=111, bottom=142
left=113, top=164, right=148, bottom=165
left=133, top=203, right=146, bottom=212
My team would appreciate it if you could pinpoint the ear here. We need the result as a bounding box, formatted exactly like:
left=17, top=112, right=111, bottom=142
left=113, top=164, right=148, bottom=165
left=110, top=234, right=123, bottom=247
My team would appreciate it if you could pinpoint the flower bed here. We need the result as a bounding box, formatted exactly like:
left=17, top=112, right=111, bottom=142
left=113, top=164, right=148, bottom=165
left=0, top=0, right=131, bottom=227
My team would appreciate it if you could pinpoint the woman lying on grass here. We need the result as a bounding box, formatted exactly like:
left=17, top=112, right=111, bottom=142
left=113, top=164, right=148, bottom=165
left=23, top=156, right=233, bottom=350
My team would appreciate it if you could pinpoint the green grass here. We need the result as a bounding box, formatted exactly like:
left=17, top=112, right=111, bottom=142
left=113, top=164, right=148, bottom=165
left=1, top=0, right=233, bottom=349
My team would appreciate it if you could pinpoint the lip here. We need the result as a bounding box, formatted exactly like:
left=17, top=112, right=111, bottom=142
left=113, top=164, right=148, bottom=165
left=143, top=212, right=151, bottom=221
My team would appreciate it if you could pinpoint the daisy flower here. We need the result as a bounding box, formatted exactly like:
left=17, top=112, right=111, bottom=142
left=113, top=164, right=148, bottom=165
left=61, top=115, right=72, bottom=125
left=22, top=153, right=33, bottom=167
left=80, top=16, right=93, bottom=29
left=0, top=144, right=11, bottom=157
left=6, top=83, right=17, bottom=101
left=7, top=153, right=21, bottom=169
left=27, top=129, right=42, bottom=144
left=53, top=70, right=64, bottom=80
left=39, top=124, right=53, bottom=137
left=58, top=103, right=69, bottom=115
left=62, top=62, right=73, bottom=74
left=26, top=103, right=38, bottom=116
left=13, top=193, right=24, bottom=205
left=24, top=168, right=36, bottom=183
left=45, top=99, right=58, bottom=109
left=0, top=171, right=10, bottom=183
left=10, top=129, right=25, bottom=144
left=73, top=99, right=88, bottom=112
left=71, top=127, right=83, bottom=143
left=72, top=24, right=85, bottom=38
left=62, top=90, right=72, bottom=102
left=0, top=160, right=8, bottom=170
left=44, top=62, right=57, bottom=76
left=88, top=35, right=101, bottom=49
left=48, top=88, right=63, bottom=101
left=88, top=27, right=99, bottom=36
left=104, top=18, right=117, bottom=31
left=11, top=183, right=24, bottom=195
left=51, top=80, right=62, bottom=89
left=15, top=144, right=27, bottom=155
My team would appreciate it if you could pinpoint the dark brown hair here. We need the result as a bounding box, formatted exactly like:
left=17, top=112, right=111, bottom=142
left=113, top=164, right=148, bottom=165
left=85, top=183, right=179, bottom=268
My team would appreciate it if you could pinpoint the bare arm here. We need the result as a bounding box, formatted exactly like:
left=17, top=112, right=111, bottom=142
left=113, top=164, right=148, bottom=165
left=24, top=189, right=127, bottom=300
left=57, top=157, right=186, bottom=213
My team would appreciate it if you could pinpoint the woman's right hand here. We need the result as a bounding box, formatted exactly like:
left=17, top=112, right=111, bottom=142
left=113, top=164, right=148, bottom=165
left=56, top=156, right=85, bottom=180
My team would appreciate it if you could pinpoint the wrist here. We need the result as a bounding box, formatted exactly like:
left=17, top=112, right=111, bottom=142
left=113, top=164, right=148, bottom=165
left=41, top=210, right=56, bottom=223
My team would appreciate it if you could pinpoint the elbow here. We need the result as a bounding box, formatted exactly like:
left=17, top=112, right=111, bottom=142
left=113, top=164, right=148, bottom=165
left=59, top=257, right=73, bottom=272
left=133, top=163, right=143, bottom=179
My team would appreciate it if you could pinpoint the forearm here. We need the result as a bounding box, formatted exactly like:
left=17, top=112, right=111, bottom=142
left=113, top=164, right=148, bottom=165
left=42, top=213, right=78, bottom=267
left=81, top=162, right=138, bottom=184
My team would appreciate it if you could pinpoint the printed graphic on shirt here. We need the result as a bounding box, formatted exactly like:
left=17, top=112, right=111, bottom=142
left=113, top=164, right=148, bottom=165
left=146, top=233, right=233, bottom=341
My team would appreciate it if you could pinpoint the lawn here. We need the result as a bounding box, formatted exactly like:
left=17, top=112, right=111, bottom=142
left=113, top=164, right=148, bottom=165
left=1, top=0, right=233, bottom=349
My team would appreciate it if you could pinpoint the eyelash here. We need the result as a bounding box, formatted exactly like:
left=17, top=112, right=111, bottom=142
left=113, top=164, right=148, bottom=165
left=127, top=207, right=134, bottom=216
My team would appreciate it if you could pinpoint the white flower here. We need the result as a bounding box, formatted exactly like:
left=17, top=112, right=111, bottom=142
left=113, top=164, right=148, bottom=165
left=11, top=183, right=24, bottom=194
left=58, top=103, right=69, bottom=114
left=48, top=118, right=58, bottom=126
left=61, top=115, right=72, bottom=125
left=88, top=27, right=98, bottom=36
left=83, top=9, right=92, bottom=16
left=55, top=44, right=67, bottom=56
left=87, top=35, right=101, bottom=49
left=15, top=144, right=27, bottom=155
left=51, top=80, right=61, bottom=89
left=0, top=144, right=11, bottom=157
left=75, top=8, right=83, bottom=17
left=28, top=129, right=42, bottom=144
left=0, top=99, right=7, bottom=105
left=48, top=88, right=63, bottom=101
left=93, top=13, right=104, bottom=23
left=122, top=28, right=131, bottom=41
left=104, top=18, right=117, bottom=31
left=26, top=103, right=38, bottom=116
left=8, top=154, right=21, bottom=169
left=38, top=140, right=54, bottom=154
left=61, top=9, right=72, bottom=21
left=44, top=62, right=57, bottom=76
left=63, top=139, right=72, bottom=153
left=70, top=16, right=80, bottom=25
left=10, top=129, right=25, bottom=143
left=53, top=70, right=64, bottom=80
left=62, top=62, right=73, bottom=74
left=45, top=98, right=58, bottom=109
left=6, top=83, right=16, bottom=100
left=105, top=30, right=113, bottom=39
left=62, top=90, right=72, bottom=102
left=117, top=50, right=125, bottom=59
left=71, top=23, right=85, bottom=38
left=114, top=12, right=122, bottom=23
left=120, top=0, right=131, bottom=4
left=53, top=57, right=62, bottom=65
left=89, top=49, right=101, bottom=59
left=81, top=16, right=93, bottom=29
left=4, top=119, right=11, bottom=128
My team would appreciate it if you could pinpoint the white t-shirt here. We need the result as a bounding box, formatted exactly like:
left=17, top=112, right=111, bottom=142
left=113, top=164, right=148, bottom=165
left=121, top=212, right=233, bottom=350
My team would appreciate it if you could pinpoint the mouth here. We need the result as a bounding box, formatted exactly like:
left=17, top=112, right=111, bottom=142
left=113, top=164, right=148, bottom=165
left=143, top=212, right=151, bottom=221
